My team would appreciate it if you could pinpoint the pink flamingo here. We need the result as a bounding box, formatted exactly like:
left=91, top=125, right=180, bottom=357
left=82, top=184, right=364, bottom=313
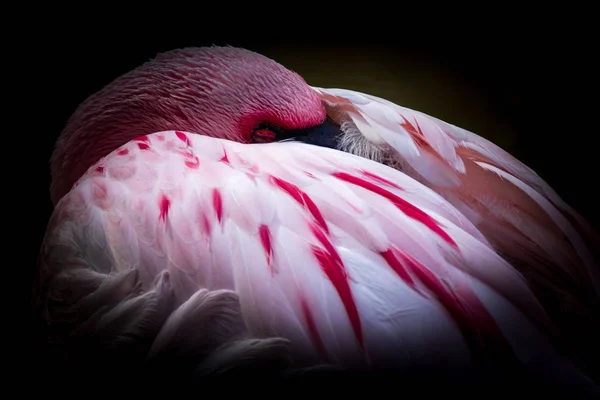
left=34, top=46, right=599, bottom=392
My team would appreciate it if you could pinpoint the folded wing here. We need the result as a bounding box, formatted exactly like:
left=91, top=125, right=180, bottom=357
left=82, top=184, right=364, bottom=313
left=312, top=87, right=600, bottom=361
left=34, top=130, right=595, bottom=388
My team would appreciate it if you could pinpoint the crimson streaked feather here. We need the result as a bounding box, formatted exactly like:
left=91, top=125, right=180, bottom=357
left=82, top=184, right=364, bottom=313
left=313, top=86, right=599, bottom=293
left=313, top=86, right=600, bottom=385
left=38, top=130, right=591, bottom=387
left=333, top=171, right=457, bottom=247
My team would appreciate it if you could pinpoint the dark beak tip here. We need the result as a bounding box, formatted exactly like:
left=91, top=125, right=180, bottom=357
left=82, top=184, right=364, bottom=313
left=294, top=117, right=343, bottom=150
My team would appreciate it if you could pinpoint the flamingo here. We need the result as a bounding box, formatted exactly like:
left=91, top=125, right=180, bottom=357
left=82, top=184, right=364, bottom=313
left=33, top=46, right=599, bottom=393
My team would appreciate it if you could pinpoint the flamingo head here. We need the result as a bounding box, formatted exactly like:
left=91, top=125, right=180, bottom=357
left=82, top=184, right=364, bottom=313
left=50, top=46, right=340, bottom=205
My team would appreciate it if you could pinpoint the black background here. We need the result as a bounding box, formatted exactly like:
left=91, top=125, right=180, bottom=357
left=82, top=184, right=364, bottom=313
left=15, top=8, right=599, bottom=385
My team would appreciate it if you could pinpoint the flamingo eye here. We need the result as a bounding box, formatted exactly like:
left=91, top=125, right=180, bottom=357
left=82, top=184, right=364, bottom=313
left=251, top=123, right=281, bottom=143
left=252, top=128, right=277, bottom=143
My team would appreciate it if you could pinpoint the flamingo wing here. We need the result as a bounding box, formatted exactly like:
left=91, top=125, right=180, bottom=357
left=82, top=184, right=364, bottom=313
left=311, top=87, right=600, bottom=335
left=34, top=129, right=597, bottom=391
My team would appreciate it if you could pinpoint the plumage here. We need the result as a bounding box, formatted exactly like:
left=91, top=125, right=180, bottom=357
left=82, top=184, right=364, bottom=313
left=36, top=130, right=596, bottom=391
left=33, top=46, right=600, bottom=393
left=313, top=86, right=600, bottom=372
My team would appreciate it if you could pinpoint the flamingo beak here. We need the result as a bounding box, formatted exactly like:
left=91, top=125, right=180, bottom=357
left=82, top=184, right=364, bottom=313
left=279, top=117, right=342, bottom=150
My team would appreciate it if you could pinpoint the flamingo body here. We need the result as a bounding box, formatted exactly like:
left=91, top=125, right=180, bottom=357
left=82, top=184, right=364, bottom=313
left=312, top=87, right=600, bottom=374
left=33, top=47, right=600, bottom=393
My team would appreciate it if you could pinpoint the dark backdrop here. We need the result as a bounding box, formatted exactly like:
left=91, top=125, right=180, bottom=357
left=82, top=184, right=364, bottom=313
left=19, top=12, right=598, bottom=382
